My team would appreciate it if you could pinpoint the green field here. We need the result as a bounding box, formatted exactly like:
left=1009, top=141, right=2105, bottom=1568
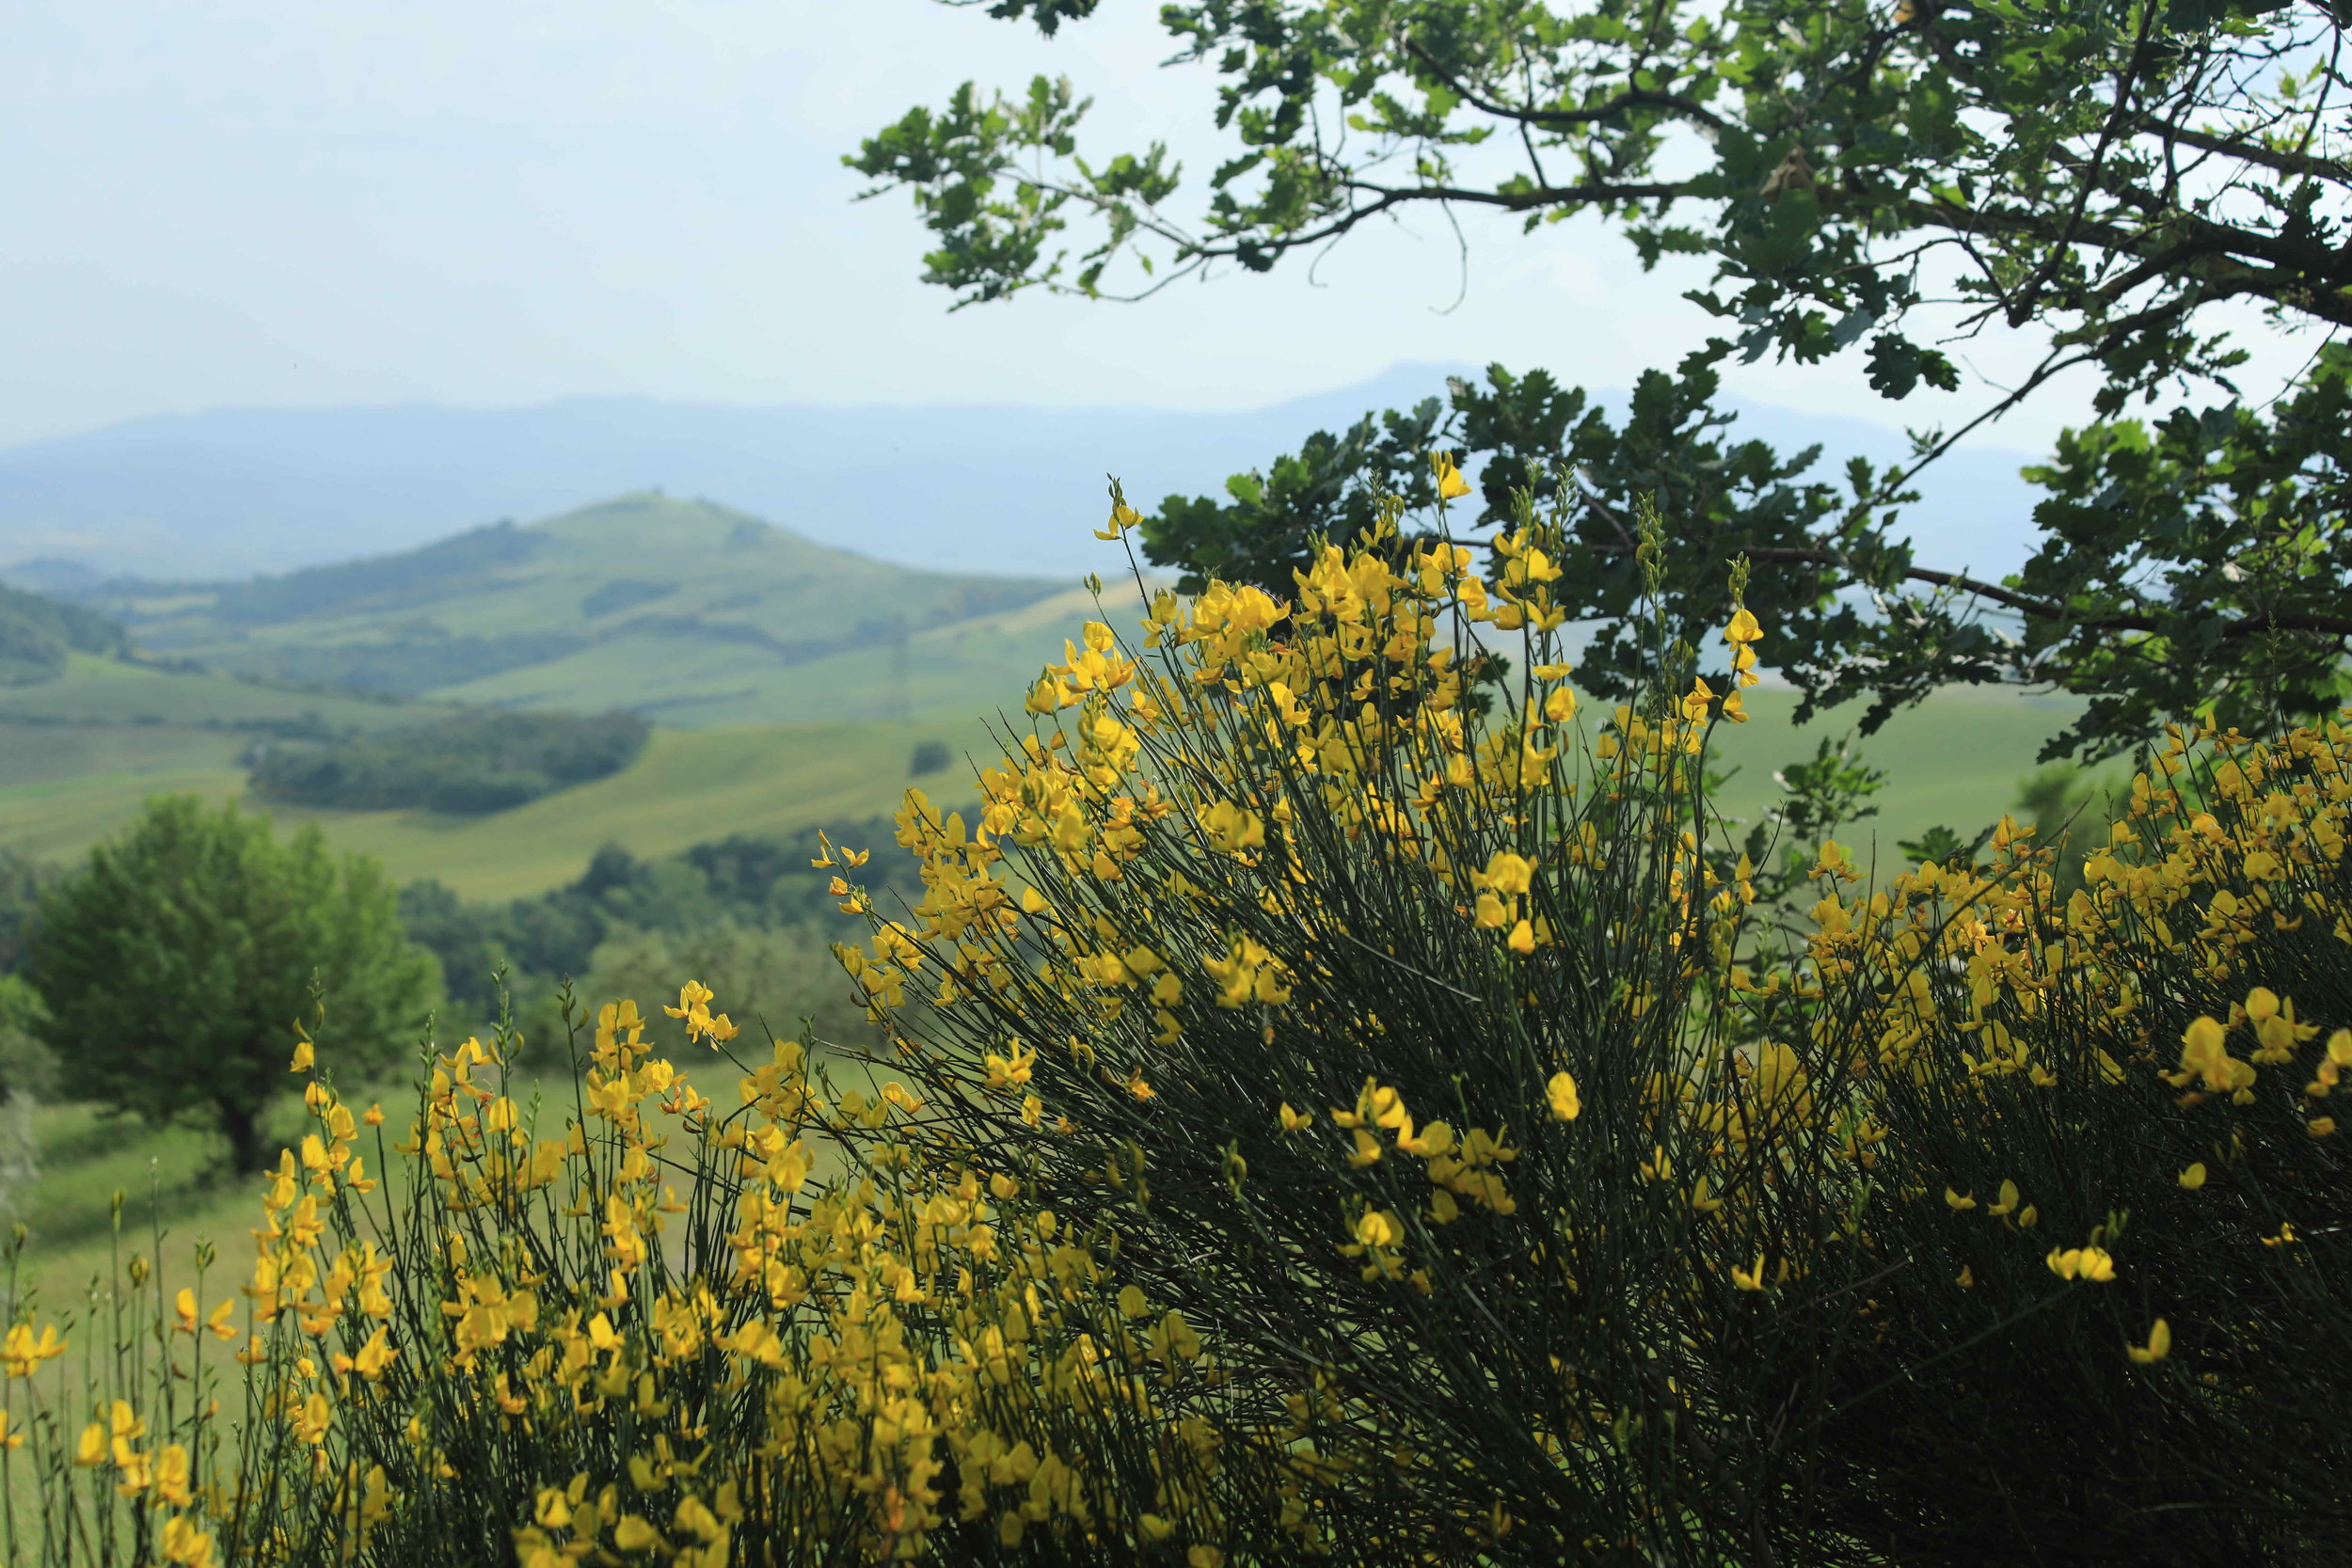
left=1699, top=682, right=2105, bottom=864
left=435, top=580, right=1120, bottom=728
left=0, top=679, right=2099, bottom=906
left=0, top=716, right=994, bottom=901
left=0, top=652, right=436, bottom=730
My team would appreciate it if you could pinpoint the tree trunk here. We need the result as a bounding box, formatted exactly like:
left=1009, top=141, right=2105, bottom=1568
left=216, top=1097, right=271, bottom=1176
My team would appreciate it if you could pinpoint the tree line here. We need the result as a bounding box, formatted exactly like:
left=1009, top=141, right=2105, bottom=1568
left=247, top=708, right=652, bottom=814
left=0, top=799, right=931, bottom=1174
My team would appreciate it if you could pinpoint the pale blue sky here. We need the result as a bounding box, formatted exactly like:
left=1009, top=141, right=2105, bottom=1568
left=1, top=0, right=2302, bottom=450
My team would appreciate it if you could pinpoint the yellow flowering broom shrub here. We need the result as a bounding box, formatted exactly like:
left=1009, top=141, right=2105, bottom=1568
left=1745, top=718, right=2352, bottom=1563
left=0, top=484, right=2346, bottom=1565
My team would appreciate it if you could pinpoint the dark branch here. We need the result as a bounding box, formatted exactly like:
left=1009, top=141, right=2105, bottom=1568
left=2134, top=114, right=2352, bottom=185
left=1398, top=36, right=1734, bottom=136
left=1718, top=546, right=2352, bottom=640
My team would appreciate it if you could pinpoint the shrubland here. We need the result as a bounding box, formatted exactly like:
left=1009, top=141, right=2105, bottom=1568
left=0, top=492, right=2344, bottom=1565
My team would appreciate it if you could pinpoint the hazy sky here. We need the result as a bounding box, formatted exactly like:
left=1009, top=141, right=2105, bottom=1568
left=3, top=0, right=2309, bottom=451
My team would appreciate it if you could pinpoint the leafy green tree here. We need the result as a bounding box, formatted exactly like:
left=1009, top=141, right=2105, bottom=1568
left=25, top=797, right=437, bottom=1172
left=853, top=0, right=2352, bottom=757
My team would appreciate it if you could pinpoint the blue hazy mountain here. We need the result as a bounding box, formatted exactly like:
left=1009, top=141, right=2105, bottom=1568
left=0, top=365, right=2046, bottom=586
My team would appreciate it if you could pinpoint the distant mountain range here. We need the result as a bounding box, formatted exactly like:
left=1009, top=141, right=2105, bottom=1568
left=62, top=493, right=1115, bottom=728
left=0, top=365, right=2050, bottom=585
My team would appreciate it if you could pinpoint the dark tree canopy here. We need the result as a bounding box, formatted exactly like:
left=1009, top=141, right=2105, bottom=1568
left=0, top=583, right=128, bottom=686
left=26, top=797, right=437, bottom=1172
left=248, top=709, right=650, bottom=815
left=854, top=0, right=2352, bottom=757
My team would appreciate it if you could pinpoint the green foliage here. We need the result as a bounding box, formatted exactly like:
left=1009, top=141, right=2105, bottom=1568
left=397, top=818, right=931, bottom=1026
left=0, top=973, right=55, bottom=1105
left=248, top=709, right=650, bottom=814
left=0, top=846, right=64, bottom=974
left=0, top=582, right=129, bottom=685
left=909, top=739, right=953, bottom=777
left=535, top=921, right=884, bottom=1058
left=24, top=796, right=437, bottom=1171
left=859, top=0, right=2352, bottom=759
left=2014, top=343, right=2352, bottom=749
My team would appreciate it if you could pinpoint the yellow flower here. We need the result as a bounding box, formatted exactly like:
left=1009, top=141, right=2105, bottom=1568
left=613, top=1514, right=663, bottom=1553
left=1432, top=452, right=1473, bottom=501
left=2127, top=1318, right=2172, bottom=1365
left=1546, top=1071, right=1581, bottom=1122
left=154, top=1443, right=193, bottom=1506
left=663, top=980, right=715, bottom=1023
left=2045, top=1245, right=2116, bottom=1282
left=2, top=1323, right=65, bottom=1378
left=160, top=1517, right=217, bottom=1568
left=2178, top=1162, right=2207, bottom=1191
left=1731, top=1254, right=1767, bottom=1291
left=1477, top=850, right=1534, bottom=895
left=1944, top=1187, right=1977, bottom=1212
left=1095, top=499, right=1143, bottom=540
left=2170, top=1015, right=2255, bottom=1094
left=289, top=1038, right=314, bottom=1072
left=352, top=1325, right=395, bottom=1380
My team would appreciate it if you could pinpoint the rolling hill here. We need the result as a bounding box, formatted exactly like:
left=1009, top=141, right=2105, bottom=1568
left=0, top=499, right=1117, bottom=896
left=0, top=493, right=2092, bottom=907
left=0, top=368, right=2050, bottom=584
left=72, top=493, right=1131, bottom=726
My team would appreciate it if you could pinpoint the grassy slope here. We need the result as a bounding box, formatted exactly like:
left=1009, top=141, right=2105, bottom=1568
left=103, top=495, right=1091, bottom=725
left=0, top=724, right=244, bottom=792
left=1699, top=684, right=2098, bottom=864
left=0, top=652, right=434, bottom=729
left=271, top=720, right=990, bottom=900
left=438, top=582, right=1120, bottom=728
left=0, top=718, right=992, bottom=901
left=0, top=682, right=2091, bottom=905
